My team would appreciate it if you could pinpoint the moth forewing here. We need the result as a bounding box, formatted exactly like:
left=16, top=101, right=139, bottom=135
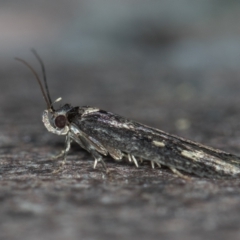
left=69, top=123, right=108, bottom=156
left=71, top=107, right=240, bottom=178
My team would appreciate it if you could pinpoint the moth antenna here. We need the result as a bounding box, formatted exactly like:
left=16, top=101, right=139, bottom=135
left=15, top=57, right=52, bottom=110
left=31, top=49, right=53, bottom=107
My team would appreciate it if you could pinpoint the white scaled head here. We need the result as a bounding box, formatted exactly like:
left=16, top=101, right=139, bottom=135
left=42, top=109, right=69, bottom=135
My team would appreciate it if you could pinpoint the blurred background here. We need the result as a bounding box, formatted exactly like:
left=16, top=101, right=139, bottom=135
left=1, top=0, right=240, bottom=149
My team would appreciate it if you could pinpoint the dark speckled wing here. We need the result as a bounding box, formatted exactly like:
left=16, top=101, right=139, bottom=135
left=70, top=108, right=240, bottom=178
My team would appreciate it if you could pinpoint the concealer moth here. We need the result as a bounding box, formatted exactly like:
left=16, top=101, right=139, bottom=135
left=16, top=50, right=240, bottom=178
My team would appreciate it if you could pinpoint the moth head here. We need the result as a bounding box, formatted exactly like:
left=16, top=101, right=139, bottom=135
left=49, top=98, right=68, bottom=129
left=43, top=103, right=72, bottom=136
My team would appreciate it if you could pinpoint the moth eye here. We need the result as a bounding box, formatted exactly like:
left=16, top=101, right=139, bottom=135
left=55, top=115, right=67, bottom=129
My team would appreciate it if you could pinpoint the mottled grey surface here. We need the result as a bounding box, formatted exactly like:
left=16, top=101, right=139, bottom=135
left=1, top=1, right=240, bottom=240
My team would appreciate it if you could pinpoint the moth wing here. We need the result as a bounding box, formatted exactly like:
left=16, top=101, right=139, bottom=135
left=70, top=123, right=108, bottom=156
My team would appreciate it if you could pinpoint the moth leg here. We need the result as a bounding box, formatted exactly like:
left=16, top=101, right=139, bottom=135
left=51, top=136, right=71, bottom=160
left=151, top=161, right=155, bottom=169
left=52, top=133, right=71, bottom=174
left=93, top=157, right=107, bottom=171
left=169, top=167, right=190, bottom=180
left=128, top=154, right=139, bottom=168
left=69, top=130, right=108, bottom=173
left=51, top=151, right=65, bottom=160
left=132, top=155, right=139, bottom=168
left=151, top=161, right=161, bottom=169
left=91, top=150, right=108, bottom=172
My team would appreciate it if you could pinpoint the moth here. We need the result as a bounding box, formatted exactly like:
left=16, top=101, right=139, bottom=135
left=16, top=50, right=240, bottom=178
